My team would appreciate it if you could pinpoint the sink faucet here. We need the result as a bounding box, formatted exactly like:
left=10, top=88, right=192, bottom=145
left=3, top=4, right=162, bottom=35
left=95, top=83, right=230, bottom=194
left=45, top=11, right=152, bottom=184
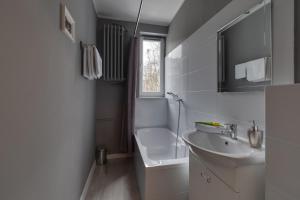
left=222, top=124, right=238, bottom=140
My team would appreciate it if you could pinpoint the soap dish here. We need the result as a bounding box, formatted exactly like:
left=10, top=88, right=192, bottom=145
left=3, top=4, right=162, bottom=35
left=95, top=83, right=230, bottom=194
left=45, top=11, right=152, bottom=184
left=195, top=123, right=224, bottom=133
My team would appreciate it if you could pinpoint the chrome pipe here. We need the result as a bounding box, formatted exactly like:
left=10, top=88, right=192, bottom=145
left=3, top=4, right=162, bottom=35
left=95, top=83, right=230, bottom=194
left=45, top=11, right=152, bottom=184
left=134, top=0, right=143, bottom=37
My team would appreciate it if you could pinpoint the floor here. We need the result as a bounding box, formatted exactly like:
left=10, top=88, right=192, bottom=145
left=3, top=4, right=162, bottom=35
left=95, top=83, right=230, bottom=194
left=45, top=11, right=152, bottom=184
left=86, top=158, right=141, bottom=200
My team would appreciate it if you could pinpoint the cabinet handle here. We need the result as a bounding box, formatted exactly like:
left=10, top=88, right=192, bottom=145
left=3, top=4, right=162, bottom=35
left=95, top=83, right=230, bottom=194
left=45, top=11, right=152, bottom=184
left=200, top=172, right=211, bottom=184
left=206, top=176, right=211, bottom=183
left=200, top=172, right=205, bottom=179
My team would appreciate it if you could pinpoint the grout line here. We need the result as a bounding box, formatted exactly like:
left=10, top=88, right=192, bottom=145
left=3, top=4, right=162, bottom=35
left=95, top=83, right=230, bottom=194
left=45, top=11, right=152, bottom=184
left=166, top=65, right=214, bottom=78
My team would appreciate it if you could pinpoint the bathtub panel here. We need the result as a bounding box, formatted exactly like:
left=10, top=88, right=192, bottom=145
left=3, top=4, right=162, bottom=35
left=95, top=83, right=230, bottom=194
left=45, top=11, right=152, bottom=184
left=134, top=141, right=146, bottom=200
left=134, top=128, right=189, bottom=200
left=146, top=164, right=189, bottom=200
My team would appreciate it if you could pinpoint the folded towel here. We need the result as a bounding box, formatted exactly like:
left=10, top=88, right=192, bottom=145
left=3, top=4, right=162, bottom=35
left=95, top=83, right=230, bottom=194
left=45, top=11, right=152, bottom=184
left=87, top=46, right=92, bottom=80
left=235, top=63, right=246, bottom=79
left=82, top=44, right=102, bottom=80
left=83, top=46, right=89, bottom=79
left=93, top=45, right=103, bottom=79
left=246, top=58, right=267, bottom=82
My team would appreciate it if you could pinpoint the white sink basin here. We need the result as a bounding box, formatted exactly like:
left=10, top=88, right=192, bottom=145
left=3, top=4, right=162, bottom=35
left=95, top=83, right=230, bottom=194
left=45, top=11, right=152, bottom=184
left=183, top=131, right=265, bottom=166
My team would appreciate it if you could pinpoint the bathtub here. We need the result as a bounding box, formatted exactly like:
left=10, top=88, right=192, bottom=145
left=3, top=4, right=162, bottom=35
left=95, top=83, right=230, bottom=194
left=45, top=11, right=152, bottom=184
left=134, top=128, right=189, bottom=200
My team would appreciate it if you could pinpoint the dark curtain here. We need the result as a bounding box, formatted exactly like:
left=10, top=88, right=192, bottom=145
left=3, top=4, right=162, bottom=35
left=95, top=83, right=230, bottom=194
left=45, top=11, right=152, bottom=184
left=121, top=37, right=139, bottom=153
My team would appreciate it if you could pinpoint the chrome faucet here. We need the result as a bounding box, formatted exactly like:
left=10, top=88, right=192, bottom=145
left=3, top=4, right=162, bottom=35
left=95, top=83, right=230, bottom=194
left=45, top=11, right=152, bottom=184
left=222, top=124, right=238, bottom=140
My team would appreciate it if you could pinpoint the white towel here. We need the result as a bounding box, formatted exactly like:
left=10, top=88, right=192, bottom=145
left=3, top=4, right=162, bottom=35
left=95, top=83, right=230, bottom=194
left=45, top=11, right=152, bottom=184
left=87, top=46, right=92, bottom=80
left=246, top=58, right=267, bottom=82
left=83, top=46, right=90, bottom=79
left=235, top=63, right=246, bottom=79
left=90, top=46, right=97, bottom=80
left=82, top=44, right=102, bottom=80
left=93, top=46, right=102, bottom=79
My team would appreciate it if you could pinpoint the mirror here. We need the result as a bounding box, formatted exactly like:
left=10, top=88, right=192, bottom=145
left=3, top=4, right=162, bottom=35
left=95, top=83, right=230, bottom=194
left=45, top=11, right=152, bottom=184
left=217, top=0, right=272, bottom=92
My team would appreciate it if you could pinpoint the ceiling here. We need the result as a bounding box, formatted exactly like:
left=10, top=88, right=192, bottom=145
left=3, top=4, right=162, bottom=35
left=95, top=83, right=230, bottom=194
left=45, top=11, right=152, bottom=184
left=93, top=0, right=185, bottom=26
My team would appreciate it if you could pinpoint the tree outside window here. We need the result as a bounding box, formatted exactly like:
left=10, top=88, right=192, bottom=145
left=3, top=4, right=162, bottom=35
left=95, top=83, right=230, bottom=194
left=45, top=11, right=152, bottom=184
left=142, top=40, right=161, bottom=93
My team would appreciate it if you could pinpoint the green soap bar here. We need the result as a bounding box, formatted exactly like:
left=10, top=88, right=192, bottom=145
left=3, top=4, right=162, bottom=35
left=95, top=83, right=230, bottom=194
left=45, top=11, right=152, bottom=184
left=195, top=121, right=222, bottom=127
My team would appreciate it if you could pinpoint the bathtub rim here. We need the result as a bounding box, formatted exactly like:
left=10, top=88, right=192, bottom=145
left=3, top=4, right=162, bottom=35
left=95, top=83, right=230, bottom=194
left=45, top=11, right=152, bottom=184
left=134, top=127, right=189, bottom=169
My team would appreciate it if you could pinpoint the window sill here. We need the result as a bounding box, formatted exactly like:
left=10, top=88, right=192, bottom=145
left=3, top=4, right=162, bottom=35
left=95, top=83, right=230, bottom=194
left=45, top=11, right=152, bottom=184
left=137, top=96, right=166, bottom=100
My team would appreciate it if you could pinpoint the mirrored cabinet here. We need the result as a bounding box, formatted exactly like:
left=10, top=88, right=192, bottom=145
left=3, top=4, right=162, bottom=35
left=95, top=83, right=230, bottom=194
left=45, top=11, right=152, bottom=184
left=217, top=0, right=272, bottom=92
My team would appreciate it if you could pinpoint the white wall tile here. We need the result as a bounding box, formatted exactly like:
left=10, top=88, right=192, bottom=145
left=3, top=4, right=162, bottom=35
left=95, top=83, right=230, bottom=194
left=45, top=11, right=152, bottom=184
left=185, top=91, right=218, bottom=115
left=167, top=99, right=180, bottom=132
left=135, top=98, right=168, bottom=128
left=165, top=0, right=268, bottom=140
left=168, top=75, right=188, bottom=97
left=216, top=92, right=265, bottom=123
left=186, top=67, right=218, bottom=92
left=164, top=0, right=296, bottom=199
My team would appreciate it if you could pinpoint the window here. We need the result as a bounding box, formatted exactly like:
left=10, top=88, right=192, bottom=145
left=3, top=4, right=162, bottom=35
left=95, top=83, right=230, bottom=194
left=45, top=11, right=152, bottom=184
left=139, top=36, right=165, bottom=97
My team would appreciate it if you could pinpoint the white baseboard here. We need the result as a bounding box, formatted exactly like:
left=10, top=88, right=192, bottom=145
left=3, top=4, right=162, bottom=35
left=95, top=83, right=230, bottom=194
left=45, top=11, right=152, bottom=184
left=80, top=160, right=96, bottom=200
left=107, top=153, right=133, bottom=160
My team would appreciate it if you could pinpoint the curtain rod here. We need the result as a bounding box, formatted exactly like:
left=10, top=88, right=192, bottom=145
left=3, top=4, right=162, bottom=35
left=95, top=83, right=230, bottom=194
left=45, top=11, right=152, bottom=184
left=134, top=0, right=143, bottom=37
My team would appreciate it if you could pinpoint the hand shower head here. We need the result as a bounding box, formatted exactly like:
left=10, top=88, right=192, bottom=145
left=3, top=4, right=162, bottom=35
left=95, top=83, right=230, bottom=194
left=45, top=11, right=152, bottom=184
left=167, top=92, right=184, bottom=103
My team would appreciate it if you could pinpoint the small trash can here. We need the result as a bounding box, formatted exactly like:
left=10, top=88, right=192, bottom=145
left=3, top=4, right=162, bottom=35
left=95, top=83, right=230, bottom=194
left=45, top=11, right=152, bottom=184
left=96, top=145, right=107, bottom=165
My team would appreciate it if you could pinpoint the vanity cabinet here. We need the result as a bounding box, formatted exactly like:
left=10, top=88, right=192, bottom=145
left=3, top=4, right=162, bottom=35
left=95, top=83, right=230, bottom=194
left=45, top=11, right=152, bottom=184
left=189, top=151, right=239, bottom=200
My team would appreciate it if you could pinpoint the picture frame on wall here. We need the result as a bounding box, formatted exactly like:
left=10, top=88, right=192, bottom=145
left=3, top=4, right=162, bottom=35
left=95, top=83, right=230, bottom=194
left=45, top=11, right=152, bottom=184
left=60, top=3, right=75, bottom=42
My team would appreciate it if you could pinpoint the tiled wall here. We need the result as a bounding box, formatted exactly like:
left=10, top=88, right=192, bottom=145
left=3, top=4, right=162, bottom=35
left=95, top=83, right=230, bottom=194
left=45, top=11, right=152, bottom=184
left=266, top=84, right=300, bottom=200
left=135, top=98, right=168, bottom=128
left=165, top=0, right=290, bottom=139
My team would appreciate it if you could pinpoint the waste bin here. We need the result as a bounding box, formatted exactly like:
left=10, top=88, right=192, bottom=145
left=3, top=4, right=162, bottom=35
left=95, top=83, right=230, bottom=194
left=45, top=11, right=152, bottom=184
left=96, top=145, right=107, bottom=165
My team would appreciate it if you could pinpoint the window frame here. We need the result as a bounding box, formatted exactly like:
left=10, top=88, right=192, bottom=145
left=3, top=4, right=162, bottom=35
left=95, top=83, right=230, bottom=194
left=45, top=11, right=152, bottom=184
left=138, top=36, right=165, bottom=98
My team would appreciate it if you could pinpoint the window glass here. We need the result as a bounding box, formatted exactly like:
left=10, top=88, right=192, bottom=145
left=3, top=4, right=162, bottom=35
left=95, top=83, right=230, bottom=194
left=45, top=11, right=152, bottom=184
left=142, top=39, right=161, bottom=93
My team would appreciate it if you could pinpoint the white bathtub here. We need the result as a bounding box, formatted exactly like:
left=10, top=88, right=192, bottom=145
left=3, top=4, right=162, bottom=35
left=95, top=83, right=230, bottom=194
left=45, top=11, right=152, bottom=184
left=134, top=128, right=189, bottom=200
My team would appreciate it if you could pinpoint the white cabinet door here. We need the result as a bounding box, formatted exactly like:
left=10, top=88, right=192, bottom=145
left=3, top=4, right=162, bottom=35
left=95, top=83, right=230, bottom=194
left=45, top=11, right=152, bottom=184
left=204, top=167, right=239, bottom=200
left=189, top=151, right=239, bottom=200
left=189, top=152, right=208, bottom=200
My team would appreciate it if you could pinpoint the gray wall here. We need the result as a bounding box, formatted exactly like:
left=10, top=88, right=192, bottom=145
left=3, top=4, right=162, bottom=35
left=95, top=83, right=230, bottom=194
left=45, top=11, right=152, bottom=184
left=266, top=84, right=300, bottom=200
left=96, top=18, right=168, bottom=154
left=0, top=0, right=96, bottom=199
left=166, top=0, right=295, bottom=142
left=166, top=0, right=232, bottom=54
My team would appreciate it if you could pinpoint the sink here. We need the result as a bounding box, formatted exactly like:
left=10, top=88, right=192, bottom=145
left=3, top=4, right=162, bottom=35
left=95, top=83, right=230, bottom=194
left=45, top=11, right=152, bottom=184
left=182, top=131, right=265, bottom=166
left=184, top=131, right=265, bottom=198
